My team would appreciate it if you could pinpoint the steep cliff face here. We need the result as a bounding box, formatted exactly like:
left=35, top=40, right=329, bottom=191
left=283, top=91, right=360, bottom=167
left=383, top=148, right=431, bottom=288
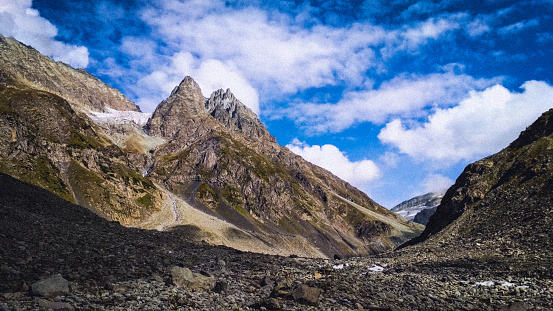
left=145, top=77, right=423, bottom=257
left=403, top=108, right=553, bottom=259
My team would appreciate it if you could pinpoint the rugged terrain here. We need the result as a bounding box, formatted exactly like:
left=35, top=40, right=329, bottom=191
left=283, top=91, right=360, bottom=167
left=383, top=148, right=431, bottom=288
left=391, top=192, right=443, bottom=225
left=402, top=108, right=553, bottom=265
left=2, top=33, right=553, bottom=310
left=1, top=172, right=552, bottom=310
left=0, top=35, right=422, bottom=258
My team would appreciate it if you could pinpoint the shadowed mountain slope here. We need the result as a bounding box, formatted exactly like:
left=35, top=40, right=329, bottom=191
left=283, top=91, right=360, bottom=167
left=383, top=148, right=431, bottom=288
left=401, top=108, right=553, bottom=265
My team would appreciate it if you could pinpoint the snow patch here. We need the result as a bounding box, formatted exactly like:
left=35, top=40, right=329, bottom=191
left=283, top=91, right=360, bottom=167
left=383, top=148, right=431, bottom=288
left=88, top=108, right=152, bottom=127
left=368, top=265, right=385, bottom=273
left=332, top=263, right=349, bottom=269
left=475, top=281, right=495, bottom=286
left=221, top=98, right=233, bottom=109
left=473, top=280, right=528, bottom=288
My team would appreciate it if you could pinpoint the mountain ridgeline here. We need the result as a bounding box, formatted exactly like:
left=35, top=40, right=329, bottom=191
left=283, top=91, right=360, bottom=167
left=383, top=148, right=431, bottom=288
left=0, top=35, right=422, bottom=258
left=401, top=107, right=553, bottom=264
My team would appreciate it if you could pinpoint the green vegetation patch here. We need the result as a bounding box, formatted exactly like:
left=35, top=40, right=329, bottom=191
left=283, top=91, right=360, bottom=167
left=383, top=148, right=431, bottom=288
left=218, top=137, right=288, bottom=182
left=136, top=193, right=154, bottom=209
left=113, top=163, right=156, bottom=190
left=157, top=148, right=191, bottom=162
left=222, top=185, right=243, bottom=208
left=68, top=130, right=105, bottom=150
left=196, top=182, right=219, bottom=204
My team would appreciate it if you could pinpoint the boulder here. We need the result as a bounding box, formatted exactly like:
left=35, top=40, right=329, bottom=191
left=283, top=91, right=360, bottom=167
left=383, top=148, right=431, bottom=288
left=31, top=274, right=69, bottom=297
left=170, top=266, right=215, bottom=291
left=292, top=284, right=322, bottom=306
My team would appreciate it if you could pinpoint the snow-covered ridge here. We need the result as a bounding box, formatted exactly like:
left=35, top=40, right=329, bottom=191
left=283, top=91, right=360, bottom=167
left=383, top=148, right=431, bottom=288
left=391, top=192, right=443, bottom=221
left=88, top=108, right=152, bottom=127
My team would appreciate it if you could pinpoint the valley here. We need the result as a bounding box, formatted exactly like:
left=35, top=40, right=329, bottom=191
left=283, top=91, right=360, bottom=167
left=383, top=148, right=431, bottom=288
left=1, top=34, right=553, bottom=310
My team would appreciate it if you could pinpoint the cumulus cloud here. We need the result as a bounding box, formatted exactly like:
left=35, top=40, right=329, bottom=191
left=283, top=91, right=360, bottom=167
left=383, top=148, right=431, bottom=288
left=0, top=0, right=89, bottom=68
left=121, top=49, right=260, bottom=113
left=378, top=80, right=553, bottom=163
left=288, top=71, right=501, bottom=134
left=420, top=173, right=454, bottom=194
left=105, top=1, right=479, bottom=113
left=286, top=139, right=381, bottom=187
left=140, top=3, right=385, bottom=96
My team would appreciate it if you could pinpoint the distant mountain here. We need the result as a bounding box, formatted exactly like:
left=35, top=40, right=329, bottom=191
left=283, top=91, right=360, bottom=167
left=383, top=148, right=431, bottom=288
left=391, top=192, right=443, bottom=225
left=0, top=35, right=422, bottom=258
left=402, top=108, right=553, bottom=261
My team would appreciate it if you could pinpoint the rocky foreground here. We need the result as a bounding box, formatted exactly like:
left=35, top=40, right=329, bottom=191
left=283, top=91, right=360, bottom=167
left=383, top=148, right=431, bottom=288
left=1, top=172, right=552, bottom=311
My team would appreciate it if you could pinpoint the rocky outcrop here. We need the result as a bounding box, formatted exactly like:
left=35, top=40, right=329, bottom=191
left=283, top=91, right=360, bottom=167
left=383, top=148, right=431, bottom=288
left=205, top=88, right=276, bottom=143
left=402, top=108, right=553, bottom=260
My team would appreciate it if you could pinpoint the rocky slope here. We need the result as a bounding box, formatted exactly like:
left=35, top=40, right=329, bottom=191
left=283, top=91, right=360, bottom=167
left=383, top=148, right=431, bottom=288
left=143, top=76, right=422, bottom=258
left=391, top=192, right=443, bottom=225
left=1, top=172, right=552, bottom=310
left=401, top=108, right=553, bottom=266
left=0, top=35, right=138, bottom=113
left=0, top=35, right=165, bottom=224
left=0, top=35, right=422, bottom=258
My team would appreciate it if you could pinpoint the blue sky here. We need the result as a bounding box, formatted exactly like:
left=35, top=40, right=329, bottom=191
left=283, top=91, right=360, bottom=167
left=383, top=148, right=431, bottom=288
left=1, top=0, right=553, bottom=208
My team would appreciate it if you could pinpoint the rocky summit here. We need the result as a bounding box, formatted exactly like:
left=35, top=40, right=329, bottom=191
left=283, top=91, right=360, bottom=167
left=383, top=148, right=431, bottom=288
left=0, top=35, right=421, bottom=259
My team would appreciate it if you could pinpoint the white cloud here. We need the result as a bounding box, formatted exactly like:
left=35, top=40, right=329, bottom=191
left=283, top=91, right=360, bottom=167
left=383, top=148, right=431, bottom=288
left=380, top=15, right=462, bottom=58
left=466, top=18, right=491, bottom=36
left=124, top=50, right=260, bottom=113
left=0, top=0, right=89, bottom=68
left=379, top=151, right=400, bottom=168
left=420, top=173, right=453, bottom=194
left=378, top=81, right=553, bottom=163
left=498, top=18, right=540, bottom=35
left=140, top=3, right=386, bottom=96
left=109, top=2, right=477, bottom=113
left=286, top=139, right=381, bottom=187
left=288, top=72, right=501, bottom=134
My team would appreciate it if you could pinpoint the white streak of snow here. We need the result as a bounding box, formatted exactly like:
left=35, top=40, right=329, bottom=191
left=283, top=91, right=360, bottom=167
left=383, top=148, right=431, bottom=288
left=88, top=108, right=152, bottom=127
left=368, top=265, right=385, bottom=273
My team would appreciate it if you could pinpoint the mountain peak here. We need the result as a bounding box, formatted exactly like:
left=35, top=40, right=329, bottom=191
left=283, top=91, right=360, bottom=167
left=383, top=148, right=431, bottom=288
left=205, top=87, right=275, bottom=143
left=170, top=76, right=204, bottom=100
left=145, top=76, right=208, bottom=141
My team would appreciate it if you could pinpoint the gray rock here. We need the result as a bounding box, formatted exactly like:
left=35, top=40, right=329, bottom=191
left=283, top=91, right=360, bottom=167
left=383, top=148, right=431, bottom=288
left=213, top=280, right=228, bottom=294
left=31, top=274, right=69, bottom=298
left=292, top=284, right=321, bottom=306
left=38, top=300, right=74, bottom=311
left=498, top=302, right=530, bottom=311
left=170, top=266, right=215, bottom=290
